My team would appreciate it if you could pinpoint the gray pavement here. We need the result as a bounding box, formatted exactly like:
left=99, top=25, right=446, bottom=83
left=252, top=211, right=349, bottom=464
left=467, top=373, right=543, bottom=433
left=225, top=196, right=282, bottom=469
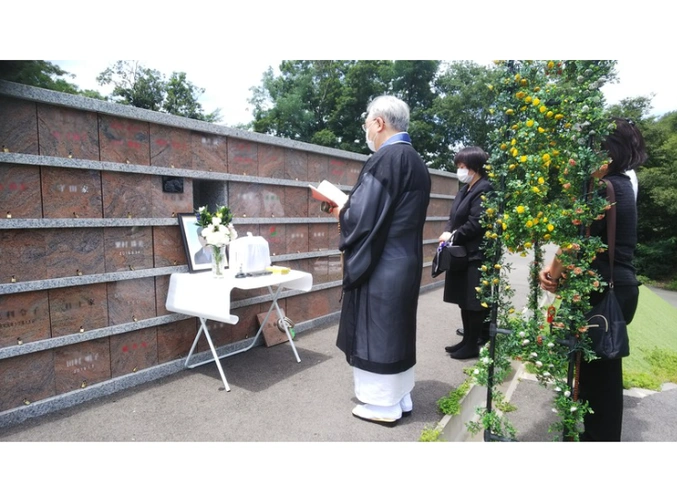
left=0, top=251, right=676, bottom=442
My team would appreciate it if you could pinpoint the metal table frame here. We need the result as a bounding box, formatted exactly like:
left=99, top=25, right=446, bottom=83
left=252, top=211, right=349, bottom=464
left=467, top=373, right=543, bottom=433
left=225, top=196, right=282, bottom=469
left=165, top=269, right=313, bottom=391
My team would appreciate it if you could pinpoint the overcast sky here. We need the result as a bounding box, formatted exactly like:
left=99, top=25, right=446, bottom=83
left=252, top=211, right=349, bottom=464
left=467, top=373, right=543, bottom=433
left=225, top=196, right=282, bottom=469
left=50, top=58, right=676, bottom=128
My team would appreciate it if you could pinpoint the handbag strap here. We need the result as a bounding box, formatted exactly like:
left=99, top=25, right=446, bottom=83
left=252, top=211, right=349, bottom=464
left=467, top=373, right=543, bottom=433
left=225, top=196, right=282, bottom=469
left=602, top=178, right=617, bottom=286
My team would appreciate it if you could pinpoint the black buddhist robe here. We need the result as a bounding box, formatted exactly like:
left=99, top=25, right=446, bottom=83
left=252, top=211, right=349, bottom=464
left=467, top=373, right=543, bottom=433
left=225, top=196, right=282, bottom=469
left=336, top=141, right=431, bottom=375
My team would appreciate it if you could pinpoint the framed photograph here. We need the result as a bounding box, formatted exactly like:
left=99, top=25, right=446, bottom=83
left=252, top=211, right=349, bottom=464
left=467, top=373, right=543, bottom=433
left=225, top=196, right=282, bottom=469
left=177, top=213, right=213, bottom=272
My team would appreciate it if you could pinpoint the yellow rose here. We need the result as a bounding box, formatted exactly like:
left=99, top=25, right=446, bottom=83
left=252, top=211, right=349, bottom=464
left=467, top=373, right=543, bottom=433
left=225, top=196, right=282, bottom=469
left=547, top=61, right=554, bottom=69
left=542, top=153, right=551, bottom=162
left=539, top=105, right=547, bottom=113
left=506, top=109, right=515, bottom=115
left=509, top=164, right=516, bottom=170
left=526, top=119, right=534, bottom=127
left=516, top=205, right=525, bottom=214
left=538, top=177, right=545, bottom=184
left=520, top=155, right=528, bottom=163
left=546, top=111, right=554, bottom=118
left=538, top=127, right=545, bottom=133
left=525, top=96, right=532, bottom=103
left=526, top=220, right=533, bottom=228
left=547, top=224, right=555, bottom=231
left=532, top=98, right=541, bottom=106
left=532, top=186, right=540, bottom=193
left=555, top=113, right=564, bottom=120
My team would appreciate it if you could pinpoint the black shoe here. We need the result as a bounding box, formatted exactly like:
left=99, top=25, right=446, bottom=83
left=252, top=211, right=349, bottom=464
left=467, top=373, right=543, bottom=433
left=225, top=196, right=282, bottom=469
left=445, top=341, right=466, bottom=353
left=449, top=344, right=480, bottom=360
left=477, top=336, right=490, bottom=346
left=456, top=328, right=464, bottom=336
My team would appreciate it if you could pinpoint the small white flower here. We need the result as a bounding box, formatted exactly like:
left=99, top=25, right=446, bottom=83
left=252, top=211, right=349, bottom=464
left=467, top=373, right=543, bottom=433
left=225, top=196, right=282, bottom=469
left=530, top=352, right=538, bottom=358
left=482, top=357, right=491, bottom=364
left=519, top=331, right=526, bottom=337
left=552, top=408, right=558, bottom=413
left=198, top=206, right=207, bottom=213
left=554, top=386, right=562, bottom=392
left=547, top=342, right=555, bottom=348
left=522, top=339, right=530, bottom=345
left=543, top=371, right=551, bottom=377
left=535, top=361, right=543, bottom=367
left=564, top=390, right=571, bottom=398
left=570, top=406, right=578, bottom=413
left=212, top=216, right=222, bottom=226
left=473, top=369, right=480, bottom=375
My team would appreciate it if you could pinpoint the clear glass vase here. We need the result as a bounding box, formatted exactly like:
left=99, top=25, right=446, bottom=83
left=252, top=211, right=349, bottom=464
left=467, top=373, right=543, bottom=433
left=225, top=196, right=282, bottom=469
left=209, top=245, right=227, bottom=278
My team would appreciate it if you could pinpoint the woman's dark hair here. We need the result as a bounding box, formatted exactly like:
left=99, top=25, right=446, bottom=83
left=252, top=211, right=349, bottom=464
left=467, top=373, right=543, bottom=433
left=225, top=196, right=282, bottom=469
left=601, top=117, right=648, bottom=174
left=453, top=146, right=489, bottom=176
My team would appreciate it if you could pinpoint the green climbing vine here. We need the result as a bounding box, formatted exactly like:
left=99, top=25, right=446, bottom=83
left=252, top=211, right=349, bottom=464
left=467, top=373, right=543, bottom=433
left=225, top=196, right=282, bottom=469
left=468, top=60, right=619, bottom=441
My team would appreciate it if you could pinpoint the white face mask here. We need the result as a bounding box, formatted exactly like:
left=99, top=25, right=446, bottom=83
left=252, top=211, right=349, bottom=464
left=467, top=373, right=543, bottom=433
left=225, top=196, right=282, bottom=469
left=365, top=121, right=376, bottom=152
left=457, top=167, right=474, bottom=184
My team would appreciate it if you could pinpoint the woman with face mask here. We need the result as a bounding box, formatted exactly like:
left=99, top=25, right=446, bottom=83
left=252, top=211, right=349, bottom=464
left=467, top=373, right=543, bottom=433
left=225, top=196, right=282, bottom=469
left=437, top=146, right=494, bottom=359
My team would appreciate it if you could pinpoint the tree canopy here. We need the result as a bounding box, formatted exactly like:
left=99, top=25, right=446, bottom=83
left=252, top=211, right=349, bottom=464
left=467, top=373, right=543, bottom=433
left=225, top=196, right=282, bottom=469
left=97, top=61, right=221, bottom=122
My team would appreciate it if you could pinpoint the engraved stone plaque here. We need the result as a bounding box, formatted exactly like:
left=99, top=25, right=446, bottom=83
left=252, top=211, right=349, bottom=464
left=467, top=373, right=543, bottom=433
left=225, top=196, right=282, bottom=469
left=0, top=96, right=38, bottom=154
left=328, top=157, right=349, bottom=185
left=228, top=182, right=265, bottom=218
left=191, top=132, right=228, bottom=173
left=99, top=116, right=150, bottom=165
left=261, top=223, right=286, bottom=257
left=0, top=290, right=50, bottom=348
left=0, top=351, right=55, bottom=412
left=37, top=104, right=99, bottom=160
left=0, top=164, right=42, bottom=218
left=110, top=327, right=158, bottom=378
left=104, top=226, right=153, bottom=272
left=53, top=338, right=111, bottom=394
left=285, top=223, right=309, bottom=254
left=106, top=277, right=156, bottom=326
left=48, top=283, right=108, bottom=337
left=41, top=166, right=103, bottom=218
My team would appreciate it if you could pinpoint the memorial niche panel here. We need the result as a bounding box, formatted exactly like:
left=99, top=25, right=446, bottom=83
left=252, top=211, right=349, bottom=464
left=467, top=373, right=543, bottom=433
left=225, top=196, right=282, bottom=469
left=104, top=226, right=153, bottom=272
left=191, top=132, right=228, bottom=173
left=0, top=290, right=50, bottom=348
left=98, top=116, right=150, bottom=165
left=156, top=319, right=197, bottom=363
left=284, top=149, right=307, bottom=181
left=152, top=226, right=187, bottom=268
left=228, top=138, right=257, bottom=176
left=284, top=186, right=308, bottom=218
left=258, top=143, right=285, bottom=179
left=285, top=223, right=309, bottom=254
left=101, top=171, right=154, bottom=218
left=0, top=229, right=47, bottom=283
left=37, top=104, right=99, bottom=160
left=42, top=228, right=105, bottom=280
left=0, top=96, right=38, bottom=154
left=48, top=283, right=108, bottom=337
left=0, top=350, right=55, bottom=412
left=0, top=163, right=42, bottom=218
left=41, top=166, right=103, bottom=218
left=150, top=124, right=192, bottom=169
left=110, top=327, right=158, bottom=377
left=107, top=277, right=156, bottom=326
left=53, top=338, right=111, bottom=394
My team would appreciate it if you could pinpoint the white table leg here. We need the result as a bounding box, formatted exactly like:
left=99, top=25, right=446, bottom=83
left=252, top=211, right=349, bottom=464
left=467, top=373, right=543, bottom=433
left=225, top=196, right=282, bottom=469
left=185, top=318, right=231, bottom=392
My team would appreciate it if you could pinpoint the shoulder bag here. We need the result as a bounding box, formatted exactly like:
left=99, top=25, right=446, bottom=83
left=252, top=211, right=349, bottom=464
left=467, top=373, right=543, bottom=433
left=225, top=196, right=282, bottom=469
left=584, top=179, right=630, bottom=360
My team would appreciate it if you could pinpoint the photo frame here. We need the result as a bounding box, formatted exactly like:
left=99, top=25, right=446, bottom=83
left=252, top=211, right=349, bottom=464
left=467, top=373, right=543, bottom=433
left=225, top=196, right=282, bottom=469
left=177, top=213, right=213, bottom=273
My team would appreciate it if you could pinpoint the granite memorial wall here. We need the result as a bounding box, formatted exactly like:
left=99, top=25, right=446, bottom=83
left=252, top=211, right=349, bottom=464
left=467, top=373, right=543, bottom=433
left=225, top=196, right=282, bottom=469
left=0, top=80, right=458, bottom=425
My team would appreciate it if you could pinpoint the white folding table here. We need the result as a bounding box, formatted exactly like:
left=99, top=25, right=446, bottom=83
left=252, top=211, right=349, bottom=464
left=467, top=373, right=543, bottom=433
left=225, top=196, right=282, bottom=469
left=165, top=269, right=313, bottom=391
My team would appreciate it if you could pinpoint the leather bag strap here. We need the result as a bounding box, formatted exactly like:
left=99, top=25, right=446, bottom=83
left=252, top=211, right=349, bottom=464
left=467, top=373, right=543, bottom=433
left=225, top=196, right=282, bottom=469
left=602, top=178, right=617, bottom=285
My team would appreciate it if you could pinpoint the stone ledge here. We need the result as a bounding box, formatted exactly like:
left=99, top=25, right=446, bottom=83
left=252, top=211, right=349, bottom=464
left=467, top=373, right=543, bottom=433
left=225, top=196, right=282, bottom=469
left=437, top=361, right=525, bottom=442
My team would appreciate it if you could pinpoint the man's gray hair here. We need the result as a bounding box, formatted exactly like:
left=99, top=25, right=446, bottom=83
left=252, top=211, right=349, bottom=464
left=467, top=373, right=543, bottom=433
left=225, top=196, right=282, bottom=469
left=366, top=95, right=410, bottom=132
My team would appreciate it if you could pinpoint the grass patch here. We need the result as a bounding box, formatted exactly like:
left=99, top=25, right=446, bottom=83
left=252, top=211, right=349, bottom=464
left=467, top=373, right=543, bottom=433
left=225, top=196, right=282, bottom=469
left=623, top=286, right=677, bottom=389
left=419, top=425, right=444, bottom=442
left=437, top=379, right=472, bottom=415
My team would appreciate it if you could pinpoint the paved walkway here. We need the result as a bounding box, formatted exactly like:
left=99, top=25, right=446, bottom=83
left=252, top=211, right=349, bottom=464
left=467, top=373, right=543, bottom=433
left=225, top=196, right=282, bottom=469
left=0, top=276, right=675, bottom=442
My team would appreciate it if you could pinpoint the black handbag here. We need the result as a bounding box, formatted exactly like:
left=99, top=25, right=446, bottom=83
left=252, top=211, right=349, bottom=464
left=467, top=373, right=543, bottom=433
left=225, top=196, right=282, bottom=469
left=584, top=179, right=630, bottom=360
left=431, top=231, right=468, bottom=277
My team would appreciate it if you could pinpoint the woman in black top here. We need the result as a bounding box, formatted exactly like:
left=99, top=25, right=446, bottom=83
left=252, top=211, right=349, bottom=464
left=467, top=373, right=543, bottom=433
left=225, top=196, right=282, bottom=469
left=539, top=118, right=648, bottom=441
left=439, top=146, right=494, bottom=360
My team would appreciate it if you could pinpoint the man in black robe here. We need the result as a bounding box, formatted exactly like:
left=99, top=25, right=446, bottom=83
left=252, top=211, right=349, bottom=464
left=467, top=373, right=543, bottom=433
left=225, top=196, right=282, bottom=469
left=331, top=95, right=431, bottom=426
